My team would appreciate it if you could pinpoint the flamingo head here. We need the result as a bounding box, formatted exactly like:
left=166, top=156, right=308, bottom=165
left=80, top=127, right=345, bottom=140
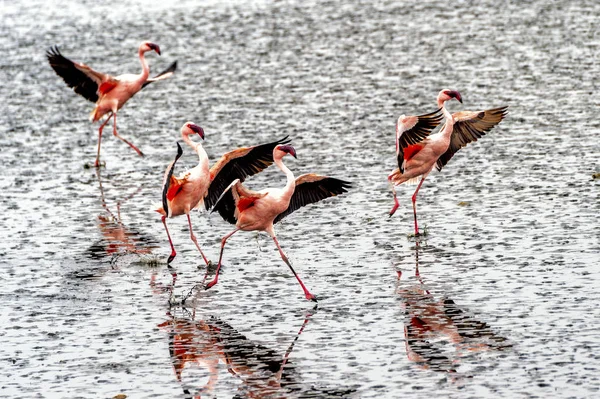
left=182, top=122, right=205, bottom=140
left=438, top=89, right=462, bottom=104
left=140, top=41, right=161, bottom=55
left=275, top=144, right=297, bottom=159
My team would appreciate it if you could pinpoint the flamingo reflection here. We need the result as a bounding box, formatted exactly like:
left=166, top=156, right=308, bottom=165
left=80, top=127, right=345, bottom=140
left=157, top=306, right=354, bottom=398
left=397, top=243, right=511, bottom=375
left=86, top=169, right=156, bottom=260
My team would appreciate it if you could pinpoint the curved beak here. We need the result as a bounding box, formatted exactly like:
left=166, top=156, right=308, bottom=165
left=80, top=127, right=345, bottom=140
left=450, top=90, right=462, bottom=103
left=189, top=124, right=205, bottom=140
left=148, top=43, right=161, bottom=56
left=279, top=144, right=297, bottom=158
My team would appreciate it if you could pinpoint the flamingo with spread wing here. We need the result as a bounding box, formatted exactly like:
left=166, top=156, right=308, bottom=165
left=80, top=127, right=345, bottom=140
left=47, top=41, right=177, bottom=166
left=157, top=122, right=290, bottom=265
left=388, top=89, right=508, bottom=235
left=210, top=144, right=351, bottom=302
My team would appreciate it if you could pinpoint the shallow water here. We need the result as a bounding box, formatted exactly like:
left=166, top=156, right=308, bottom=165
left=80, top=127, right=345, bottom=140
left=1, top=0, right=599, bottom=398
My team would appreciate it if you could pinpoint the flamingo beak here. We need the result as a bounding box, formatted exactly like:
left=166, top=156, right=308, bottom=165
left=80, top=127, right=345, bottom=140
left=279, top=144, right=297, bottom=158
left=148, top=43, right=161, bottom=55
left=189, top=124, right=205, bottom=140
left=450, top=90, right=462, bottom=103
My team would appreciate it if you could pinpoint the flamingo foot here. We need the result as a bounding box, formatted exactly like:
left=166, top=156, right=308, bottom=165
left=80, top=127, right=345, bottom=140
left=305, top=292, right=318, bottom=302
left=205, top=277, right=218, bottom=290
left=167, top=250, right=176, bottom=264
left=389, top=201, right=399, bottom=217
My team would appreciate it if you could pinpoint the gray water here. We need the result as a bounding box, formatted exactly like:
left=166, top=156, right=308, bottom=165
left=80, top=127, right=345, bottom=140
left=1, top=0, right=599, bottom=398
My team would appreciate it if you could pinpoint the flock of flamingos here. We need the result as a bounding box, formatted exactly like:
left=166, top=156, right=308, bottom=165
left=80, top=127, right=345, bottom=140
left=47, top=41, right=508, bottom=303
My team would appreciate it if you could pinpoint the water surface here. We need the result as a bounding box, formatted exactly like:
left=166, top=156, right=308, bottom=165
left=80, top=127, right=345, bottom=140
left=1, top=0, right=599, bottom=398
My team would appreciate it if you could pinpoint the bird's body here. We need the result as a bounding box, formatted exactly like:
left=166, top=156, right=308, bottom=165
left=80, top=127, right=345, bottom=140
left=210, top=144, right=351, bottom=302
left=161, top=140, right=210, bottom=219
left=230, top=164, right=294, bottom=234
left=89, top=73, right=146, bottom=122
left=47, top=41, right=177, bottom=166
left=388, top=89, right=508, bottom=235
left=157, top=123, right=291, bottom=264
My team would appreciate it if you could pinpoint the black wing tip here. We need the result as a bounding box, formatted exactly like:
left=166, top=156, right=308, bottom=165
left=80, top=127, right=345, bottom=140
left=489, top=105, right=509, bottom=116
left=336, top=178, right=352, bottom=190
left=325, top=177, right=352, bottom=194
left=276, top=135, right=291, bottom=145
left=420, top=107, right=443, bottom=118
left=176, top=141, right=183, bottom=157
left=414, top=108, right=444, bottom=126
left=161, top=60, right=177, bottom=75
left=46, top=45, right=63, bottom=61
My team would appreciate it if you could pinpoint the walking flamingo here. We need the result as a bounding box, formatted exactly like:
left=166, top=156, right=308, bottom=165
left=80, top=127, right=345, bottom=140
left=388, top=89, right=508, bottom=235
left=47, top=41, right=177, bottom=167
left=209, top=144, right=351, bottom=302
left=156, top=122, right=290, bottom=264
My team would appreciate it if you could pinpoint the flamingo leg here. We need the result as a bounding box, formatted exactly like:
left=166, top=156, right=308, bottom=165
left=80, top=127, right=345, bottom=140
left=187, top=214, right=210, bottom=266
left=161, top=215, right=177, bottom=263
left=205, top=228, right=239, bottom=290
left=412, top=174, right=428, bottom=236
left=112, top=112, right=144, bottom=157
left=271, top=235, right=317, bottom=302
left=94, top=114, right=112, bottom=167
left=389, top=183, right=400, bottom=217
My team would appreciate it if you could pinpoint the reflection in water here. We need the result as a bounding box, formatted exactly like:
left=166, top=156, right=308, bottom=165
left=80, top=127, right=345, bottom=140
left=397, top=242, right=511, bottom=375
left=156, top=302, right=354, bottom=398
left=85, top=169, right=156, bottom=260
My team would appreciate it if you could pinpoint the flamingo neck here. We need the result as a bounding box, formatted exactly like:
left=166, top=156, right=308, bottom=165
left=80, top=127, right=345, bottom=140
left=275, top=157, right=295, bottom=198
left=182, top=133, right=208, bottom=170
left=138, top=49, right=150, bottom=82
left=437, top=99, right=455, bottom=137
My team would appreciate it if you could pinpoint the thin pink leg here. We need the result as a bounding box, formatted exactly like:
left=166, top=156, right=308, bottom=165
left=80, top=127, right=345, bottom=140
left=161, top=215, right=177, bottom=263
left=112, top=112, right=144, bottom=157
left=94, top=115, right=112, bottom=167
left=187, top=214, right=210, bottom=266
left=205, top=228, right=239, bottom=290
left=412, top=176, right=427, bottom=236
left=389, top=184, right=400, bottom=217
left=272, top=236, right=317, bottom=302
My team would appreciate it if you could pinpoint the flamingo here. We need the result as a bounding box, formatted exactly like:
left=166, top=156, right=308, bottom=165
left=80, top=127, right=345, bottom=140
left=388, top=89, right=508, bottom=235
left=156, top=122, right=291, bottom=265
left=47, top=41, right=177, bottom=167
left=209, top=144, right=351, bottom=302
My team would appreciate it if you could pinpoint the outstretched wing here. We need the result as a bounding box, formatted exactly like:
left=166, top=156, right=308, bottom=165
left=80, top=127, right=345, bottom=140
left=396, top=109, right=443, bottom=172
left=161, top=142, right=184, bottom=217
left=142, top=61, right=177, bottom=89
left=46, top=46, right=112, bottom=103
left=212, top=179, right=267, bottom=225
left=436, top=106, right=508, bottom=171
left=274, top=174, right=351, bottom=224
left=204, top=136, right=291, bottom=210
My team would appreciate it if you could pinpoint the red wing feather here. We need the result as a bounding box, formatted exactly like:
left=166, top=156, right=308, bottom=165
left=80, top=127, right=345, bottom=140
left=99, top=81, right=117, bottom=95
left=403, top=144, right=423, bottom=161
left=166, top=176, right=184, bottom=201
left=236, top=197, right=256, bottom=212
